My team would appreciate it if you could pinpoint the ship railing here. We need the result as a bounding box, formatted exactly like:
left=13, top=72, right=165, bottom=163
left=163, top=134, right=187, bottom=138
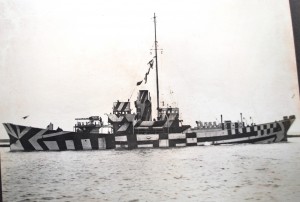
left=195, top=121, right=222, bottom=129
left=75, top=123, right=103, bottom=127
left=195, top=124, right=222, bottom=129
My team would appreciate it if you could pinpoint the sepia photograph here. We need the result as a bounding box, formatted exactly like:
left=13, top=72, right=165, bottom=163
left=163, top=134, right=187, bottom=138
left=0, top=0, right=300, bottom=201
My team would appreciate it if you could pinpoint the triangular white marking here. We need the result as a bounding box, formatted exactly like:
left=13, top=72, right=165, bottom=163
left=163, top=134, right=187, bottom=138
left=10, top=140, right=24, bottom=151
left=28, top=129, right=47, bottom=150
left=3, top=124, right=18, bottom=139
left=19, top=127, right=31, bottom=139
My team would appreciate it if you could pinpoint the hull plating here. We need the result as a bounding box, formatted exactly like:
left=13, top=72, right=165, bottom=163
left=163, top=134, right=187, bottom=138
left=3, top=117, right=293, bottom=151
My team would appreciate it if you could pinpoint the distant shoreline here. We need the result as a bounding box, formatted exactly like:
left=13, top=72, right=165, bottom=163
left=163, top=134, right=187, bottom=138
left=288, top=135, right=300, bottom=138
left=0, top=139, right=9, bottom=147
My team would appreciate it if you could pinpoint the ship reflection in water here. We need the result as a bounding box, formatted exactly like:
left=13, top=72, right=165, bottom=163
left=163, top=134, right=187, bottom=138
left=1, top=138, right=300, bottom=201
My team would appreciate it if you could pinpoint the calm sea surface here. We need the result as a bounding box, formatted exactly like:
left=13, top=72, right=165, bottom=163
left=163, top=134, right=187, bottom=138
left=1, top=138, right=300, bottom=202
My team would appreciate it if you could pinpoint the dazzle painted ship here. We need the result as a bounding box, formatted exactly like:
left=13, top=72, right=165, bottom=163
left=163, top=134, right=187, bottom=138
left=3, top=14, right=296, bottom=151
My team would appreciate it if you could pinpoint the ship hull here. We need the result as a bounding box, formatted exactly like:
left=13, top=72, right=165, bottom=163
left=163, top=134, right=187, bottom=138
left=115, top=118, right=293, bottom=149
left=3, top=116, right=294, bottom=151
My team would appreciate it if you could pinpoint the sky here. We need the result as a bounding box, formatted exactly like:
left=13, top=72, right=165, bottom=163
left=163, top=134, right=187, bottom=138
left=0, top=0, right=299, bottom=139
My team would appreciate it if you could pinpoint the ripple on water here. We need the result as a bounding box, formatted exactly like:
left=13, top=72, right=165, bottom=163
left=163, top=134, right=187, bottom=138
left=1, top=139, right=300, bottom=201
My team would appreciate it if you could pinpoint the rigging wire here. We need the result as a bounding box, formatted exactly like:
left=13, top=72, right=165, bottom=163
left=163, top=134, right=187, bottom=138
left=129, top=86, right=136, bottom=101
left=127, top=42, right=154, bottom=101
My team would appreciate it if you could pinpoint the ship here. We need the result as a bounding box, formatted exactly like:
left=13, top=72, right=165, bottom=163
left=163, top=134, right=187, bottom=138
left=2, top=14, right=296, bottom=151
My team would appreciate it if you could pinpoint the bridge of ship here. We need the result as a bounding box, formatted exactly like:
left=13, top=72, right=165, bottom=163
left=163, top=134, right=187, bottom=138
left=107, top=90, right=190, bottom=135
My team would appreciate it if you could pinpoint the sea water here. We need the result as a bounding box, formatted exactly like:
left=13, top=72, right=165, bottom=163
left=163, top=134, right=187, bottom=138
left=1, top=138, right=300, bottom=202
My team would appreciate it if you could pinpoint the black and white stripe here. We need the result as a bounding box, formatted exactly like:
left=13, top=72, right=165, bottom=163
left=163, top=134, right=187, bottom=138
left=3, top=117, right=293, bottom=151
left=131, top=121, right=286, bottom=148
left=3, top=123, right=114, bottom=151
left=113, top=102, right=130, bottom=112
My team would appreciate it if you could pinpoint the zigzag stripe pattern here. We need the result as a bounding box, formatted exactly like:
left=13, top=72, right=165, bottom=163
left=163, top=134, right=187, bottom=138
left=113, top=102, right=130, bottom=113
left=3, top=123, right=115, bottom=151
left=3, top=119, right=289, bottom=151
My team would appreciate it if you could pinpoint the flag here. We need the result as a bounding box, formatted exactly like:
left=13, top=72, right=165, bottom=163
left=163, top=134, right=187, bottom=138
left=148, top=59, right=154, bottom=68
left=144, top=67, right=151, bottom=84
left=137, top=58, right=154, bottom=86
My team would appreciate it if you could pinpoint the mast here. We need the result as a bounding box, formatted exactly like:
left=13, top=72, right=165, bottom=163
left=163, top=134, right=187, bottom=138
left=153, top=13, right=160, bottom=119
